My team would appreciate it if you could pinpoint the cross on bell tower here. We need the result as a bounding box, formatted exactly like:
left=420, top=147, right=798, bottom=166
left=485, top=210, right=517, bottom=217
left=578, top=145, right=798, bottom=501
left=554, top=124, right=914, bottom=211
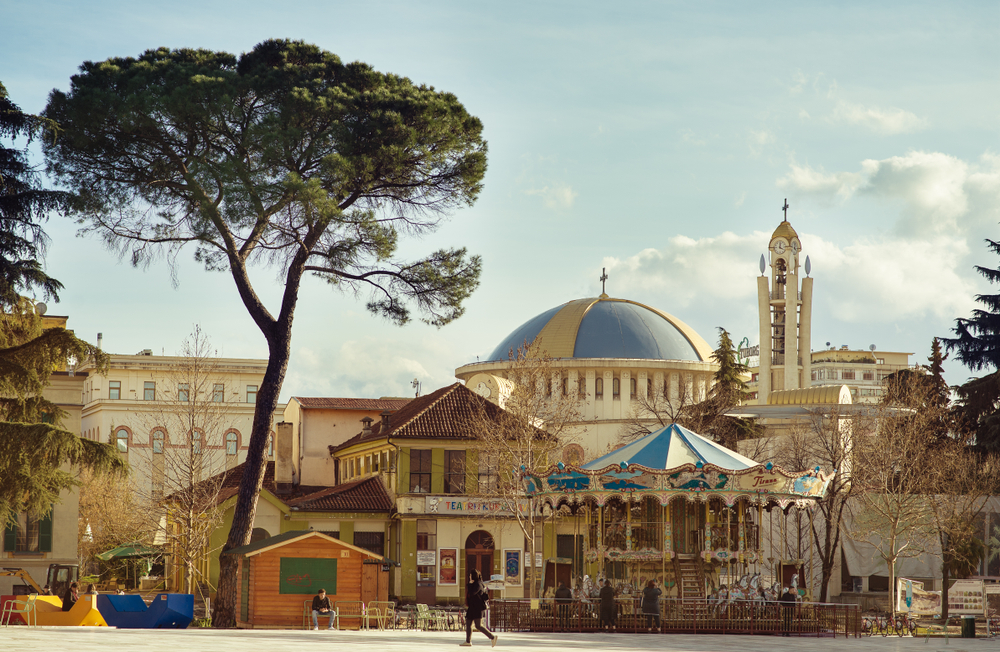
left=756, top=203, right=813, bottom=404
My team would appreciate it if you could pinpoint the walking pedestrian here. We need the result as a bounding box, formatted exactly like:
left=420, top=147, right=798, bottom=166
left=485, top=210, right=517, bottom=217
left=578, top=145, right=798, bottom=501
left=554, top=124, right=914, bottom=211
left=462, top=570, right=497, bottom=647
left=641, top=579, right=661, bottom=632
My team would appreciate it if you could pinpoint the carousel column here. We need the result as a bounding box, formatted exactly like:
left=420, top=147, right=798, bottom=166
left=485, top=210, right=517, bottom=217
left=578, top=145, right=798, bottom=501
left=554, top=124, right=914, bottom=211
left=599, top=502, right=604, bottom=580
left=704, top=501, right=711, bottom=559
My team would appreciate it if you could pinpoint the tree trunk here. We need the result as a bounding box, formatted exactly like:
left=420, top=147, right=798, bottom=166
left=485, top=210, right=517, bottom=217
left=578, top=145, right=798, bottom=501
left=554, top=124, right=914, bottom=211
left=211, top=340, right=291, bottom=627
left=941, top=560, right=950, bottom=620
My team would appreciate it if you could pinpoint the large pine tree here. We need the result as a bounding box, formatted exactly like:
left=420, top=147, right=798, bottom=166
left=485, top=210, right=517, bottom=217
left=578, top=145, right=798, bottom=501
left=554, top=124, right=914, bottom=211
left=0, top=81, right=122, bottom=526
left=943, top=238, right=1000, bottom=451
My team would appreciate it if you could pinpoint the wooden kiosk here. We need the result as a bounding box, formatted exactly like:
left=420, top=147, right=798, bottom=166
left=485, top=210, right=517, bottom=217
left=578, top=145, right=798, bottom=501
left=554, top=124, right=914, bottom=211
left=225, top=530, right=387, bottom=629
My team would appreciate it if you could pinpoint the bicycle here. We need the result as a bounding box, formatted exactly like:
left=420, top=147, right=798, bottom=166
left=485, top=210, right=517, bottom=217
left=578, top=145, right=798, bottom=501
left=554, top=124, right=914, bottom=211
left=894, top=613, right=917, bottom=637
left=861, top=610, right=893, bottom=636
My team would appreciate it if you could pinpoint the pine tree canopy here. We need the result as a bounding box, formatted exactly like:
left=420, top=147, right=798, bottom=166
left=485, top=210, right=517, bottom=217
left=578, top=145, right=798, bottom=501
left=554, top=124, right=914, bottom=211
left=0, top=300, right=123, bottom=526
left=943, top=238, right=1000, bottom=372
left=1, top=83, right=123, bottom=525
left=0, top=81, right=66, bottom=307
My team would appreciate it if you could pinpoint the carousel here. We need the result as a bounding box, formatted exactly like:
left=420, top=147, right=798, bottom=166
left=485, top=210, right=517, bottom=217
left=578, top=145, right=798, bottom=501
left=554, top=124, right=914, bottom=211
left=528, top=423, right=833, bottom=605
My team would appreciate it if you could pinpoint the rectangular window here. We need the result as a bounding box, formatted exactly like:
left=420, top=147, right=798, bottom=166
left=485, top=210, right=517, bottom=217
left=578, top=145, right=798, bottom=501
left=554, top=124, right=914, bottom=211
left=15, top=512, right=39, bottom=552
left=353, top=531, right=385, bottom=556
left=863, top=372, right=873, bottom=381
left=213, top=384, right=224, bottom=402
left=3, top=511, right=51, bottom=553
left=842, top=371, right=855, bottom=380
left=178, top=383, right=189, bottom=402
left=109, top=381, right=121, bottom=400
left=246, top=385, right=257, bottom=404
left=409, top=449, right=432, bottom=493
left=445, top=450, right=466, bottom=494
left=478, top=453, right=498, bottom=494
left=144, top=381, right=156, bottom=401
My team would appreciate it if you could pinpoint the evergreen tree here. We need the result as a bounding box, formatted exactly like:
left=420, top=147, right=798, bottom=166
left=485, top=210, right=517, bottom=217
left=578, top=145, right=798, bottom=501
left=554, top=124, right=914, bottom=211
left=0, top=81, right=65, bottom=306
left=943, top=239, right=1000, bottom=451
left=0, top=82, right=123, bottom=526
left=687, top=328, right=759, bottom=450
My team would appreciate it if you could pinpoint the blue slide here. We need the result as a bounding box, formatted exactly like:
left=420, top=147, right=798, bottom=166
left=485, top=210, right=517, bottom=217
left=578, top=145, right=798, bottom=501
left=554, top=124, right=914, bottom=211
left=96, top=594, right=194, bottom=629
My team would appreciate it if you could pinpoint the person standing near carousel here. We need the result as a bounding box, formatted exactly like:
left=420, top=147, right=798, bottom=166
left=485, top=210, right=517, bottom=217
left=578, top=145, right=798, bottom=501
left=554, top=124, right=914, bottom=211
left=641, top=579, right=661, bottom=632
left=599, top=580, right=617, bottom=631
left=461, top=570, right=497, bottom=647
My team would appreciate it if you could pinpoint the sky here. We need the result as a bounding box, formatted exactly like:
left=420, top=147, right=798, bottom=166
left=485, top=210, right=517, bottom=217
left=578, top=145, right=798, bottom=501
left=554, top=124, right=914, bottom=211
left=2, top=1, right=999, bottom=401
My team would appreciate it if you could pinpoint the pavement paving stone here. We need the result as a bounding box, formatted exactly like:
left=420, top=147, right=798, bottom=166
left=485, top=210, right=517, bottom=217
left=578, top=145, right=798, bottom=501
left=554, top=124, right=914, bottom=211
left=0, top=628, right=997, bottom=652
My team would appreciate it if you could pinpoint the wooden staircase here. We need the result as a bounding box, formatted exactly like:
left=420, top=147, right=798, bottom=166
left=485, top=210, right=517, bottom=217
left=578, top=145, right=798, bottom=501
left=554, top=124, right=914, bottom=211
left=673, top=556, right=705, bottom=602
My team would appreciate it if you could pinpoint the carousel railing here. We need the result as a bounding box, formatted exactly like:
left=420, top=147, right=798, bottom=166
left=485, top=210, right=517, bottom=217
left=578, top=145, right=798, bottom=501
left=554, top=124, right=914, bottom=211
left=489, top=597, right=861, bottom=638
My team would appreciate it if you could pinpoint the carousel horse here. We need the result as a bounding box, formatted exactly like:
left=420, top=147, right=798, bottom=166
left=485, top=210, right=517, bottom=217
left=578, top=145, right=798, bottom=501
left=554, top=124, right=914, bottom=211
left=790, top=572, right=802, bottom=601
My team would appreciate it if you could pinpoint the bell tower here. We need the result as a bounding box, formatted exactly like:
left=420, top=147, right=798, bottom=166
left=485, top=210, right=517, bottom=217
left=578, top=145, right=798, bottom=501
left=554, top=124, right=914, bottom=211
left=757, top=200, right=813, bottom=404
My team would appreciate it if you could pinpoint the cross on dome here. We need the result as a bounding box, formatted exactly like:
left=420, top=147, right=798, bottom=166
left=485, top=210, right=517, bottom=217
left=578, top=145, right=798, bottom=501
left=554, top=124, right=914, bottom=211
left=599, top=267, right=609, bottom=296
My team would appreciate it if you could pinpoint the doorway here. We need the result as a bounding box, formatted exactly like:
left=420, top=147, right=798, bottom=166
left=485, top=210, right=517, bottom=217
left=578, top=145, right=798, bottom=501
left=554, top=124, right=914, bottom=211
left=465, top=530, right=495, bottom=588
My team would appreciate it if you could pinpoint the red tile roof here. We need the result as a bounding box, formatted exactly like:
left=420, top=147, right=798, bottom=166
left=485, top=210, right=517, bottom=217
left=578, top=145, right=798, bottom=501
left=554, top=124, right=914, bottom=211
left=195, top=461, right=331, bottom=507
left=287, top=476, right=394, bottom=513
left=332, top=382, right=517, bottom=453
left=293, top=397, right=411, bottom=411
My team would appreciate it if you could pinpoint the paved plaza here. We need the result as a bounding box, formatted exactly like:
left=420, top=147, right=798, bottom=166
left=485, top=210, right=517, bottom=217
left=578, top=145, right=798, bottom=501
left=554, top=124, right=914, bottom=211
left=0, top=628, right=997, bottom=652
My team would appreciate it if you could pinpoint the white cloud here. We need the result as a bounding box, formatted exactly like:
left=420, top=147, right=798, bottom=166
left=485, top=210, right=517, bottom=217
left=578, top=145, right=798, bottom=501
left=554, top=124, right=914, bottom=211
left=602, top=228, right=977, bottom=335
left=778, top=151, right=1000, bottom=238
left=525, top=184, right=578, bottom=210
left=748, top=129, right=775, bottom=155
left=735, top=191, right=746, bottom=208
left=286, top=337, right=458, bottom=400
left=829, top=100, right=927, bottom=135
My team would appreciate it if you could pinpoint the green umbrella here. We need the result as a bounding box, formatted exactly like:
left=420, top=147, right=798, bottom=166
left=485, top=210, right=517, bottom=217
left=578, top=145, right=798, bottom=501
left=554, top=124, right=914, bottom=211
left=95, top=542, right=159, bottom=561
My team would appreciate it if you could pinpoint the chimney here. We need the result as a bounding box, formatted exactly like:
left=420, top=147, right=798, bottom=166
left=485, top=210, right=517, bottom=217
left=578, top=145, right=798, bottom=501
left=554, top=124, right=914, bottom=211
left=361, top=416, right=373, bottom=437
left=97, top=333, right=103, bottom=350
left=274, top=421, right=298, bottom=493
left=380, top=410, right=392, bottom=430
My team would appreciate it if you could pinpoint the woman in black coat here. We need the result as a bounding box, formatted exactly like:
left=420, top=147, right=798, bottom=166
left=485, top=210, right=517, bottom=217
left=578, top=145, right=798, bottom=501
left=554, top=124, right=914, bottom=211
left=463, top=569, right=497, bottom=647
left=641, top=579, right=661, bottom=632
left=599, top=580, right=617, bottom=631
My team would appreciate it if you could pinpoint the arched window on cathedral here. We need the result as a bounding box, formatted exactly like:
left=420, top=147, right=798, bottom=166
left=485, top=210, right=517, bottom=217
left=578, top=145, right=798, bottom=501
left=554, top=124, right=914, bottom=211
left=152, top=429, right=164, bottom=454
left=595, top=377, right=603, bottom=399
left=630, top=377, right=637, bottom=397
left=612, top=377, right=620, bottom=399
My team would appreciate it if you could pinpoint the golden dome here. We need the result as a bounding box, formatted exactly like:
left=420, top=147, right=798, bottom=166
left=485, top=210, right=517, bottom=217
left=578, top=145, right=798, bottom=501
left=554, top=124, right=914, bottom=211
left=771, top=220, right=799, bottom=241
left=767, top=385, right=852, bottom=406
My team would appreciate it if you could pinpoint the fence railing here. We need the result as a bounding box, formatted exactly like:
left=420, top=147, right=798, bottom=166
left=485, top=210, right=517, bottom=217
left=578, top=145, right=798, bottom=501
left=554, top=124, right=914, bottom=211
left=490, top=598, right=860, bottom=638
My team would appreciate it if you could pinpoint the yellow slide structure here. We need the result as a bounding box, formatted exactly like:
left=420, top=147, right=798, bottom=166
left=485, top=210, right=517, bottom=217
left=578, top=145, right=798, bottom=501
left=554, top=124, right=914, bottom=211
left=34, top=594, right=108, bottom=626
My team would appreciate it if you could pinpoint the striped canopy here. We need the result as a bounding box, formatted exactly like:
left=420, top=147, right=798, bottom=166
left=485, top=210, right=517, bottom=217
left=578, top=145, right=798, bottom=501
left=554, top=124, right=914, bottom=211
left=583, top=423, right=759, bottom=471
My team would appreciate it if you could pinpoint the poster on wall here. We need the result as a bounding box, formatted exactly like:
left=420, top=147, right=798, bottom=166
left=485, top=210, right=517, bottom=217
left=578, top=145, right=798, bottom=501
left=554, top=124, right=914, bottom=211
left=504, top=549, right=521, bottom=586
left=416, top=550, right=436, bottom=566
left=439, top=548, right=457, bottom=585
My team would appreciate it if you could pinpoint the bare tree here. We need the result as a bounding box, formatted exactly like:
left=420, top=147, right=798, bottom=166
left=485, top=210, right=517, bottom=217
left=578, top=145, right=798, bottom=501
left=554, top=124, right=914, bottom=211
left=927, top=445, right=1000, bottom=619
left=78, top=467, right=158, bottom=571
left=848, top=402, right=940, bottom=612
left=464, top=345, right=581, bottom=598
left=130, top=327, right=232, bottom=595
left=770, top=407, right=862, bottom=603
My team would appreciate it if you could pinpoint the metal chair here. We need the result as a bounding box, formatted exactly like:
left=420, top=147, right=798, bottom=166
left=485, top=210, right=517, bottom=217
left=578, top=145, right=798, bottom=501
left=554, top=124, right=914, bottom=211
left=415, top=603, right=433, bottom=630
left=1, top=594, right=37, bottom=627
left=365, top=601, right=396, bottom=630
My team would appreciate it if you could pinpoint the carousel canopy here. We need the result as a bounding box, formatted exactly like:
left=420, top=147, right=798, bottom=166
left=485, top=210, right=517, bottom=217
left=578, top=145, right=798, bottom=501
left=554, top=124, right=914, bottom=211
left=584, top=424, right=759, bottom=472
